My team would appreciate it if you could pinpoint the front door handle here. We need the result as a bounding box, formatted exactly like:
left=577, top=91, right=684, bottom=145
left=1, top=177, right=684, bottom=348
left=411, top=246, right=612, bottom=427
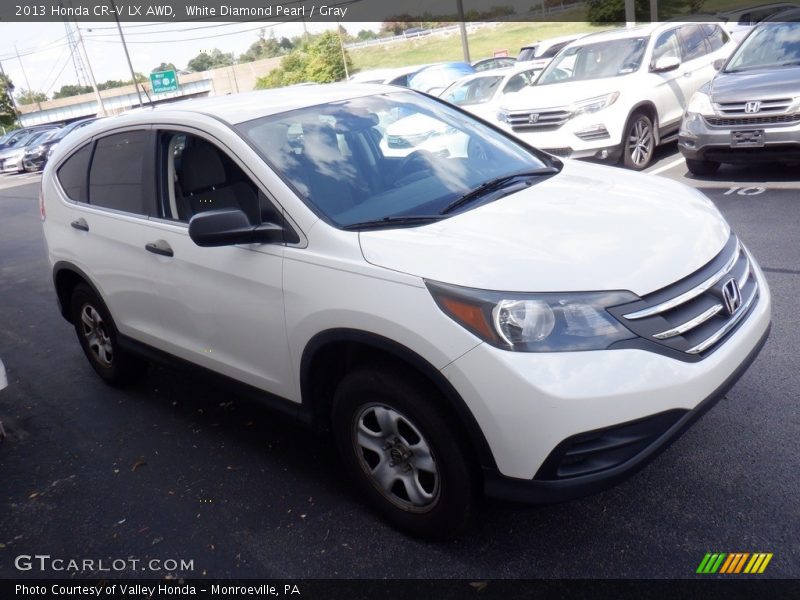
left=145, top=240, right=174, bottom=257
left=70, top=218, right=89, bottom=232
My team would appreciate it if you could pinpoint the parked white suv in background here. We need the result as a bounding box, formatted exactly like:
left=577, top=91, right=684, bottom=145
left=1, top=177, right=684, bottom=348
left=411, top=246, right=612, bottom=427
left=498, top=22, right=734, bottom=169
left=41, top=85, right=771, bottom=539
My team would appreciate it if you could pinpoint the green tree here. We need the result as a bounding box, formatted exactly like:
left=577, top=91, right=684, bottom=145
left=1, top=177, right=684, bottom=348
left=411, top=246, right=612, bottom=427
left=255, top=31, right=352, bottom=90
left=152, top=62, right=177, bottom=73
left=0, top=74, right=18, bottom=128
left=16, top=89, right=48, bottom=105
left=187, top=48, right=234, bottom=72
left=238, top=30, right=285, bottom=63
left=53, top=84, right=93, bottom=99
left=586, top=0, right=699, bottom=23
left=356, top=29, right=378, bottom=41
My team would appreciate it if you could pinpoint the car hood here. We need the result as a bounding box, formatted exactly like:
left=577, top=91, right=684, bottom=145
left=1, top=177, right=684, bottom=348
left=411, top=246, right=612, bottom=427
left=500, top=79, right=622, bottom=110
left=710, top=67, right=800, bottom=103
left=0, top=147, right=24, bottom=159
left=359, top=161, right=730, bottom=296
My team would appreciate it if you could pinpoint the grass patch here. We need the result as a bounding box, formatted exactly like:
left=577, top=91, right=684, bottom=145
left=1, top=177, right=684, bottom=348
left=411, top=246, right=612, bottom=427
left=349, top=19, right=609, bottom=73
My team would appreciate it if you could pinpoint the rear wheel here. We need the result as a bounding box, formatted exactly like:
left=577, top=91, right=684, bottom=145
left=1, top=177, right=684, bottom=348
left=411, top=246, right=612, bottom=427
left=685, top=158, right=721, bottom=176
left=622, top=112, right=655, bottom=170
left=331, top=367, right=475, bottom=539
left=70, top=283, right=147, bottom=386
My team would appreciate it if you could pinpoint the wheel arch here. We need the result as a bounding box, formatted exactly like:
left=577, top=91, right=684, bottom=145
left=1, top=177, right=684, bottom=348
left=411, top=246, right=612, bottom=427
left=300, top=329, right=498, bottom=473
left=627, top=101, right=661, bottom=144
left=52, top=262, right=105, bottom=324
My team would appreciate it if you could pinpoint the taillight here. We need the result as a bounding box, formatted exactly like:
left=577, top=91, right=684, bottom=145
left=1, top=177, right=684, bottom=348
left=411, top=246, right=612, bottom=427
left=39, top=186, right=46, bottom=221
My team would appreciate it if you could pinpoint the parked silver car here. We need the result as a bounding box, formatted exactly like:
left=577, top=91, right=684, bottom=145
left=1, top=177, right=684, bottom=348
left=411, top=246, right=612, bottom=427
left=679, top=9, right=800, bottom=174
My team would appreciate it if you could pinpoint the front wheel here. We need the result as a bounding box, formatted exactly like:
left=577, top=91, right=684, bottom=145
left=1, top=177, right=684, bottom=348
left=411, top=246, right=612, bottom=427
left=622, top=112, right=656, bottom=170
left=331, top=368, right=475, bottom=539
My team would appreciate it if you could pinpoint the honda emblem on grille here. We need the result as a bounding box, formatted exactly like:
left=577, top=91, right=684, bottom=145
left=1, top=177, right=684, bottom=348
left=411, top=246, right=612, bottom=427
left=722, top=278, right=742, bottom=316
left=744, top=101, right=761, bottom=114
left=529, top=113, right=540, bottom=124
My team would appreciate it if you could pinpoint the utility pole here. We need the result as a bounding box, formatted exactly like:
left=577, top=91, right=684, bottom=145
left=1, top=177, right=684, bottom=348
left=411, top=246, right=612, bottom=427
left=650, top=0, right=658, bottom=21
left=0, top=59, right=21, bottom=121
left=15, top=43, right=42, bottom=112
left=625, top=0, right=636, bottom=27
left=108, top=0, right=144, bottom=107
left=456, top=0, right=470, bottom=63
left=336, top=22, right=350, bottom=80
left=73, top=23, right=107, bottom=116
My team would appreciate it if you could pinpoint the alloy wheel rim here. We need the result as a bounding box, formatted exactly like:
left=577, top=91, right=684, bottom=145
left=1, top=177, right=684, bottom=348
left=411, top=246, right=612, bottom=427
left=80, top=304, right=113, bottom=366
left=352, top=403, right=440, bottom=512
left=628, top=118, right=653, bottom=166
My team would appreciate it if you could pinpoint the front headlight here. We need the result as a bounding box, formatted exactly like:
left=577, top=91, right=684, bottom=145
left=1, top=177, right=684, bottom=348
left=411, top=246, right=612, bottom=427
left=686, top=91, right=714, bottom=116
left=427, top=281, right=637, bottom=352
left=571, top=92, right=620, bottom=117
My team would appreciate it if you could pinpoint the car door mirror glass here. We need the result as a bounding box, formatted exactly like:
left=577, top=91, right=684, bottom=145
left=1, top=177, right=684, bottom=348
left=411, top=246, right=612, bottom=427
left=712, top=58, right=726, bottom=71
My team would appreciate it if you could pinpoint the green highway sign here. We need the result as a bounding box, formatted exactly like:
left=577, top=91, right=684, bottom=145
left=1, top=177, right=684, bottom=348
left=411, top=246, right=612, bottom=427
left=150, top=70, right=179, bottom=94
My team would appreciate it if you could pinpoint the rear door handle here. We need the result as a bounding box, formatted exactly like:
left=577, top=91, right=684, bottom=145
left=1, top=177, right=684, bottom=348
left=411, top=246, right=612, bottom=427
left=145, top=240, right=174, bottom=257
left=70, top=218, right=89, bottom=232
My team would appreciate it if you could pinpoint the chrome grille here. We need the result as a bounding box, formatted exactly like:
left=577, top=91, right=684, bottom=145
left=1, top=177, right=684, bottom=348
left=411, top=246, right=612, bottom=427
left=705, top=114, right=800, bottom=127
left=610, top=236, right=758, bottom=358
left=500, top=107, right=572, bottom=131
left=715, top=98, right=793, bottom=115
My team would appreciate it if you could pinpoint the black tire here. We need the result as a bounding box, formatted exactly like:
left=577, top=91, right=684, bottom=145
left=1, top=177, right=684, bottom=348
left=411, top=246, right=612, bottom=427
left=70, top=283, right=147, bottom=386
left=331, top=367, right=475, bottom=539
left=685, top=158, right=721, bottom=176
left=622, top=112, right=656, bottom=170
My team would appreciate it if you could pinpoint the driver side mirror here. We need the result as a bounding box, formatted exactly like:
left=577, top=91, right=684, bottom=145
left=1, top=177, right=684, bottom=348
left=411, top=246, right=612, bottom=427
left=712, top=58, right=726, bottom=71
left=652, top=56, right=681, bottom=73
left=189, top=208, right=295, bottom=247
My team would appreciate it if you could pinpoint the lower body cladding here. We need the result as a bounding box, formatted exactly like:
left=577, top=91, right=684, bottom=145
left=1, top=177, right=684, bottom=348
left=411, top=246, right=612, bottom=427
left=679, top=117, right=800, bottom=163
left=442, top=267, right=771, bottom=503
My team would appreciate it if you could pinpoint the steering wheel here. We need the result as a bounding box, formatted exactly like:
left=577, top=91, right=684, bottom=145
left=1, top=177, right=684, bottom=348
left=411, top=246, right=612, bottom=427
left=392, top=149, right=436, bottom=186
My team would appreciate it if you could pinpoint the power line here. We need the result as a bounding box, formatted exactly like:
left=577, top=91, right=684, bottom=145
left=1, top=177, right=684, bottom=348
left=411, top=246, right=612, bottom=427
left=81, top=24, right=282, bottom=43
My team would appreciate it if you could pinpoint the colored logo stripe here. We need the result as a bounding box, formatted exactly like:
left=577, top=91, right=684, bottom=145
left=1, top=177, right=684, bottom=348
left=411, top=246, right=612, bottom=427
left=697, top=552, right=773, bottom=574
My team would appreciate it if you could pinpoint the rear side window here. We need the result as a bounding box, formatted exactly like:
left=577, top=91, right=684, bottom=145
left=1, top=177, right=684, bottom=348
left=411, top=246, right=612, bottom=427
left=56, top=143, right=92, bottom=203
left=679, top=25, right=710, bottom=62
left=702, top=24, right=729, bottom=51
left=89, top=131, right=148, bottom=215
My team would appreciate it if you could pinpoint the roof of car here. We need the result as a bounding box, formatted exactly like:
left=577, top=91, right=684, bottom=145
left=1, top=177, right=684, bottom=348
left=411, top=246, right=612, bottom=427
left=447, top=63, right=541, bottom=83
left=145, top=83, right=400, bottom=124
left=767, top=6, right=800, bottom=20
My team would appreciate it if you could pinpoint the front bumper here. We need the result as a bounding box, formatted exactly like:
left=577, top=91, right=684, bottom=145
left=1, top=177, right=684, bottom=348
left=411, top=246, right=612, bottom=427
left=0, top=156, right=24, bottom=173
left=498, top=111, right=625, bottom=161
left=679, top=113, right=800, bottom=162
left=441, top=264, right=771, bottom=501
left=23, top=154, right=47, bottom=171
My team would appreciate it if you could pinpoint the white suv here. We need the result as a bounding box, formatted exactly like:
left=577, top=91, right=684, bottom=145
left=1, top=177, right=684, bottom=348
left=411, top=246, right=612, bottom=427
left=498, top=22, right=734, bottom=169
left=41, top=85, right=771, bottom=539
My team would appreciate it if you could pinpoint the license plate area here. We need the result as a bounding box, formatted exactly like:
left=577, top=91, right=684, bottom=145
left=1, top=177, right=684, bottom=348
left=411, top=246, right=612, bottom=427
left=731, top=130, right=765, bottom=147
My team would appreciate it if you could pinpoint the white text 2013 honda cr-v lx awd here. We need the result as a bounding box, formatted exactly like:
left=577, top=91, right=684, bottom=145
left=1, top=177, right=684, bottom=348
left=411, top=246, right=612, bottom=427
left=41, top=85, right=771, bottom=538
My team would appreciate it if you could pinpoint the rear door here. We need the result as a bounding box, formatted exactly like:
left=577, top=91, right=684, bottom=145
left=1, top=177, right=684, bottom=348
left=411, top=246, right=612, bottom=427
left=55, top=127, right=166, bottom=345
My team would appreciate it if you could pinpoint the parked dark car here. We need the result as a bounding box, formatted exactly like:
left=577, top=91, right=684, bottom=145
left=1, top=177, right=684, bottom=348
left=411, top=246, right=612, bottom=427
left=23, top=118, right=97, bottom=172
left=678, top=9, right=800, bottom=174
left=0, top=125, right=58, bottom=152
left=0, top=128, right=60, bottom=174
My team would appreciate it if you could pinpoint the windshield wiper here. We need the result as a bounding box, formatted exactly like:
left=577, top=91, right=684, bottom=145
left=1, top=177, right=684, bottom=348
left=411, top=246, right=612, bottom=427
left=441, top=167, right=560, bottom=215
left=341, top=215, right=445, bottom=231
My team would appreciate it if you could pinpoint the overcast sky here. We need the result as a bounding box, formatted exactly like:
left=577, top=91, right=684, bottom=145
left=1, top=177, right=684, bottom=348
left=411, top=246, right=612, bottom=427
left=0, top=20, right=376, bottom=97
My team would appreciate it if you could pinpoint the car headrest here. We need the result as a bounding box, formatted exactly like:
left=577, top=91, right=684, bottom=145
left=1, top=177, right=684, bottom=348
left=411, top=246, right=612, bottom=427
left=179, top=142, right=226, bottom=193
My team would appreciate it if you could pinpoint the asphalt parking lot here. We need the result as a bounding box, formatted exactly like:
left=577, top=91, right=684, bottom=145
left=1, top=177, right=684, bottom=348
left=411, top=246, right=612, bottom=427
left=0, top=145, right=798, bottom=579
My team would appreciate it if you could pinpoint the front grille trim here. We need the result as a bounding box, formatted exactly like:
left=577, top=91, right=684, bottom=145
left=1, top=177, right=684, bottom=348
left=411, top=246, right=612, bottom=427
left=623, top=242, right=741, bottom=320
left=686, top=282, right=758, bottom=355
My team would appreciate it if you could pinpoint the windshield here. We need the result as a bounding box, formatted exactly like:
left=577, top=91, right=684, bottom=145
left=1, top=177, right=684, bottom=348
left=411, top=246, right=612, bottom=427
left=725, top=21, right=800, bottom=71
left=237, top=91, right=551, bottom=228
left=538, top=37, right=648, bottom=84
left=441, top=75, right=504, bottom=105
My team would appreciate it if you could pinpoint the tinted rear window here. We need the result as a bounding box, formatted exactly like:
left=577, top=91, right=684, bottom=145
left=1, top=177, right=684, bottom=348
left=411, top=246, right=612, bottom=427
left=56, top=143, right=92, bottom=203
left=88, top=131, right=148, bottom=215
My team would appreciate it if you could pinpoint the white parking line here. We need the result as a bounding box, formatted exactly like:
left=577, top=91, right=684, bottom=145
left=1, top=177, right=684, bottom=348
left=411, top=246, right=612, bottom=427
left=648, top=156, right=686, bottom=176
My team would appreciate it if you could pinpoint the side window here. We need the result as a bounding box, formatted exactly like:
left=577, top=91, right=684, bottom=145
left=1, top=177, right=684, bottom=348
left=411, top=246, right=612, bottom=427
left=56, top=143, right=92, bottom=203
left=652, top=29, right=681, bottom=66
left=158, top=132, right=278, bottom=225
left=702, top=24, right=728, bottom=51
left=89, top=131, right=149, bottom=215
left=678, top=25, right=710, bottom=62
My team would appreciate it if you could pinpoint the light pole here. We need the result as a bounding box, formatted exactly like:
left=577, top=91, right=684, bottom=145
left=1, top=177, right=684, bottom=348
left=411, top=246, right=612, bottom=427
left=456, top=0, right=470, bottom=63
left=108, top=0, right=144, bottom=107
